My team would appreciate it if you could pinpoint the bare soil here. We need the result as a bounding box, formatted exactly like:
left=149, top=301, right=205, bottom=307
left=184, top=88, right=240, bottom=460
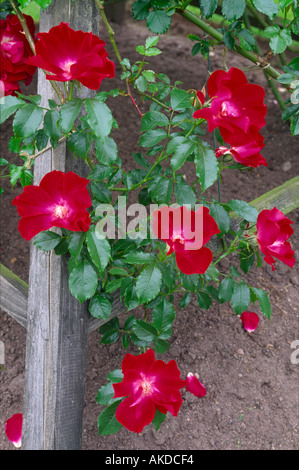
left=0, top=6, right=298, bottom=451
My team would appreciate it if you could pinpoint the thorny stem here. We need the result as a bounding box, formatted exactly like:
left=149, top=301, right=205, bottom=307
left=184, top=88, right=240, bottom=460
left=94, top=0, right=144, bottom=118
left=177, top=7, right=293, bottom=93
left=9, top=0, right=65, bottom=104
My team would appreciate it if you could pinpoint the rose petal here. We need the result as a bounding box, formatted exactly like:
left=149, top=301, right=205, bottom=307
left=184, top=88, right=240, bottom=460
left=5, top=413, right=23, bottom=448
left=240, top=311, right=259, bottom=333
left=186, top=373, right=207, bottom=398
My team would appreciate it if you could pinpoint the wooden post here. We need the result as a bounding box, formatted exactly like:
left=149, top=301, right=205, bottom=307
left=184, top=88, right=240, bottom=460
left=22, top=0, right=100, bottom=450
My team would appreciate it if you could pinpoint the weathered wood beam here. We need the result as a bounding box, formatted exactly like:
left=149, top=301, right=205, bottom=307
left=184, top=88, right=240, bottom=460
left=21, top=0, right=101, bottom=451
left=0, top=264, right=28, bottom=328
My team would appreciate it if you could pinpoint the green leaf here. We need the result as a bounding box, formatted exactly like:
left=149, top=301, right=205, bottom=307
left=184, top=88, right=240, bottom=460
left=60, top=98, right=82, bottom=133
left=43, top=109, right=61, bottom=145
left=123, top=251, right=156, bottom=264
left=145, top=35, right=160, bottom=48
left=170, top=88, right=192, bottom=111
left=0, top=95, right=25, bottom=124
left=222, top=0, right=245, bottom=21
left=68, top=231, right=86, bottom=260
left=180, top=272, right=199, bottom=292
left=69, top=259, right=98, bottom=303
left=67, top=131, right=89, bottom=159
left=269, top=28, right=292, bottom=54
left=89, top=164, right=115, bottom=181
left=231, top=280, right=250, bottom=314
left=86, top=226, right=111, bottom=272
left=132, top=0, right=152, bottom=20
left=0, top=158, right=8, bottom=166
left=209, top=203, right=230, bottom=233
left=252, top=0, right=279, bottom=19
left=97, top=400, right=123, bottom=436
left=139, top=129, right=168, bottom=147
left=89, top=295, right=112, bottom=321
left=20, top=169, right=33, bottom=187
left=91, top=180, right=112, bottom=203
left=152, top=408, right=167, bottom=430
left=171, top=138, right=196, bottom=171
left=197, top=291, right=212, bottom=309
left=107, top=368, right=124, bottom=383
left=85, top=97, right=113, bottom=140
left=250, top=287, right=272, bottom=319
left=146, top=9, right=172, bottom=34
left=141, top=111, right=169, bottom=131
left=99, top=317, right=120, bottom=344
left=136, top=265, right=162, bottom=303
left=199, top=0, right=218, bottom=18
left=174, top=180, right=196, bottom=207
left=239, top=245, right=255, bottom=274
left=154, top=338, right=170, bottom=353
left=238, top=28, right=256, bottom=51
left=132, top=152, right=150, bottom=170
left=135, top=76, right=148, bottom=92
left=148, top=176, right=172, bottom=204
left=144, top=46, right=162, bottom=56
left=218, top=277, right=234, bottom=303
left=225, top=199, right=258, bottom=223
left=34, top=231, right=62, bottom=251
left=13, top=104, right=43, bottom=138
left=152, top=298, right=176, bottom=336
left=96, top=382, right=118, bottom=406
left=132, top=319, right=158, bottom=343
left=195, top=143, right=219, bottom=192
left=95, top=137, right=118, bottom=165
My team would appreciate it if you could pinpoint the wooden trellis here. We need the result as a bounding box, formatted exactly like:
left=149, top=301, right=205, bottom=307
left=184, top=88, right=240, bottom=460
left=0, top=0, right=299, bottom=450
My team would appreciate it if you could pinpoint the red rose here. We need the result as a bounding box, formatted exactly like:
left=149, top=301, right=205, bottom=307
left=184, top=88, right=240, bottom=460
left=240, top=311, right=259, bottom=333
left=113, top=349, right=186, bottom=433
left=256, top=207, right=295, bottom=271
left=27, top=22, right=115, bottom=90
left=12, top=170, right=92, bottom=241
left=216, top=134, right=267, bottom=168
left=5, top=413, right=23, bottom=448
left=193, top=68, right=267, bottom=146
left=0, top=14, right=36, bottom=95
left=152, top=205, right=220, bottom=275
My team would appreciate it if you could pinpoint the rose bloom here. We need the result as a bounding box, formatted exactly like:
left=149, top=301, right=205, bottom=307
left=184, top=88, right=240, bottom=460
left=193, top=67, right=267, bottom=146
left=256, top=207, right=295, bottom=271
left=0, top=14, right=36, bottom=95
left=113, top=349, right=187, bottom=433
left=27, top=22, right=115, bottom=90
left=216, top=133, right=267, bottom=168
left=5, top=413, right=23, bottom=448
left=12, top=170, right=92, bottom=241
left=152, top=205, right=220, bottom=275
left=240, top=311, right=259, bottom=333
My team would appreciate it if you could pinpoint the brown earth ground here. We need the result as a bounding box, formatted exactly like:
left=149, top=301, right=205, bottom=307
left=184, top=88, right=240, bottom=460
left=0, top=3, right=298, bottom=451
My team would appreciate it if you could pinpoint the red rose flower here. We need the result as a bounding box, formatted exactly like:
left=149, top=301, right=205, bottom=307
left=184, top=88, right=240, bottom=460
left=113, top=349, right=186, bottom=433
left=193, top=68, right=267, bottom=146
left=186, top=373, right=207, bottom=398
left=152, top=205, right=220, bottom=275
left=27, top=22, right=115, bottom=90
left=0, top=14, right=36, bottom=95
left=216, top=134, right=267, bottom=168
left=12, top=170, right=92, bottom=241
left=240, top=311, right=259, bottom=332
left=256, top=207, right=295, bottom=271
left=193, top=89, right=205, bottom=108
left=5, top=413, right=23, bottom=448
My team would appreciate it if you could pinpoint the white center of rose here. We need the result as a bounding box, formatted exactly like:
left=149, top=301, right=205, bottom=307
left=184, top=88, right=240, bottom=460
left=54, top=205, right=68, bottom=219
left=141, top=379, right=152, bottom=395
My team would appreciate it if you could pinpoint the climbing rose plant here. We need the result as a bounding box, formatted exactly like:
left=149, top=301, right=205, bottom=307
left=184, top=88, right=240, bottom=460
left=1, top=0, right=297, bottom=443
